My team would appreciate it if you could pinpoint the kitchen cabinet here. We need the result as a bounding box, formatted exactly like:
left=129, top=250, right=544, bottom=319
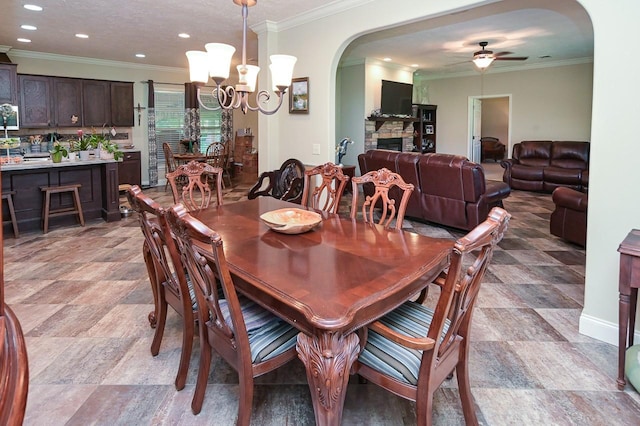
left=82, top=79, right=110, bottom=127
left=0, top=63, right=18, bottom=105
left=118, top=150, right=141, bottom=187
left=110, top=82, right=134, bottom=127
left=19, top=74, right=52, bottom=128
left=52, top=77, right=82, bottom=127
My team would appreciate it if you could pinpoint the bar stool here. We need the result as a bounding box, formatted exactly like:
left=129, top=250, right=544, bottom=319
left=40, top=184, right=85, bottom=234
left=2, top=190, right=19, bottom=238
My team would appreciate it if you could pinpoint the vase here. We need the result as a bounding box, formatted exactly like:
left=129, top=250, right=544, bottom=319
left=51, top=151, right=63, bottom=163
left=79, top=150, right=91, bottom=161
left=68, top=152, right=77, bottom=161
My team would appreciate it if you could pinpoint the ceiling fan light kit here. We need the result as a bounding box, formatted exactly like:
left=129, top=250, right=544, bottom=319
left=472, top=41, right=527, bottom=70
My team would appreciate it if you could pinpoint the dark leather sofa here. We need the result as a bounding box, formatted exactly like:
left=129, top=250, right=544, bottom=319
left=481, top=137, right=506, bottom=162
left=501, top=141, right=589, bottom=192
left=358, top=150, right=511, bottom=231
left=550, top=186, right=587, bottom=247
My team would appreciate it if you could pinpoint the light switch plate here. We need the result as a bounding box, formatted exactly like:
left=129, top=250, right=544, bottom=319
left=312, top=144, right=320, bottom=155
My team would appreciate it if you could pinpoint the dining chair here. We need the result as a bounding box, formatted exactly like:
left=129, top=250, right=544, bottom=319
left=166, top=160, right=223, bottom=211
left=301, top=162, right=349, bottom=214
left=166, top=203, right=299, bottom=422
left=350, top=167, right=415, bottom=229
left=205, top=142, right=231, bottom=188
left=163, top=142, right=178, bottom=191
left=354, top=207, right=511, bottom=426
left=247, top=158, right=305, bottom=204
left=125, top=185, right=197, bottom=391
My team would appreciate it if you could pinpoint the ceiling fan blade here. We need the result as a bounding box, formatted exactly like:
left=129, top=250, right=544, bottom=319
left=494, top=51, right=514, bottom=57
left=495, top=56, right=529, bottom=61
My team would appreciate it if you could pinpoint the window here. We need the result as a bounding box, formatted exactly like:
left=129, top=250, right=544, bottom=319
left=154, top=86, right=184, bottom=165
left=198, top=90, right=222, bottom=154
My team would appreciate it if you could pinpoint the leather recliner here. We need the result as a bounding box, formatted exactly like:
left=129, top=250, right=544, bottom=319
left=358, top=150, right=511, bottom=231
left=550, top=186, right=587, bottom=247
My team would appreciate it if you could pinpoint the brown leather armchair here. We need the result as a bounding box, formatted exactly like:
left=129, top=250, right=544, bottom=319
left=481, top=137, right=506, bottom=162
left=550, top=186, right=587, bottom=247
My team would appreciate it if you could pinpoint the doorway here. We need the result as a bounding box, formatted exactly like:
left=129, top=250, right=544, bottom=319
left=468, top=95, right=511, bottom=163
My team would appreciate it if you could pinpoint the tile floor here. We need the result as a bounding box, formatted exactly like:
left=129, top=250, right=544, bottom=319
left=4, top=173, right=640, bottom=425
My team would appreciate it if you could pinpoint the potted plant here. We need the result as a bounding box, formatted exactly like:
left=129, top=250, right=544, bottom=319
left=74, top=137, right=93, bottom=160
left=50, top=141, right=68, bottom=163
left=99, top=139, right=123, bottom=161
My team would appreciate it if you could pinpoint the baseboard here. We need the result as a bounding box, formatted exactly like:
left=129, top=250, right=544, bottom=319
left=579, top=312, right=640, bottom=346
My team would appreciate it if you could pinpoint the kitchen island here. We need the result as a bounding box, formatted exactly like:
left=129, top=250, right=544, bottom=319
left=1, top=157, right=120, bottom=234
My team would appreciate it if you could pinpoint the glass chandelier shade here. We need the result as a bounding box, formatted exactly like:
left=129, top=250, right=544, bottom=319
left=472, top=54, right=495, bottom=70
left=185, top=1, right=297, bottom=115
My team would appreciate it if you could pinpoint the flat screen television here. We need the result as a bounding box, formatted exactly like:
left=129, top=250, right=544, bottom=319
left=380, top=80, right=413, bottom=117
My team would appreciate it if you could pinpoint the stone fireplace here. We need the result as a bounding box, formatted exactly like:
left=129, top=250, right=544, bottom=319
left=364, top=119, right=415, bottom=152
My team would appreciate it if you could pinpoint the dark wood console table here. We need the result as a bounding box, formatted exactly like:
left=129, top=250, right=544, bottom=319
left=617, top=229, right=640, bottom=389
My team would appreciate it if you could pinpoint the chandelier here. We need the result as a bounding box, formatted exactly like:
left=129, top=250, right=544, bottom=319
left=186, top=0, right=297, bottom=115
left=472, top=53, right=495, bottom=70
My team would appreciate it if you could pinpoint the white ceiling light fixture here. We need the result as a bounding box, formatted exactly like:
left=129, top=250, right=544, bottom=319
left=178, top=33, right=190, bottom=39
left=21, top=25, right=37, bottom=31
left=186, top=0, right=297, bottom=115
left=75, top=33, right=89, bottom=39
left=472, top=42, right=495, bottom=70
left=135, top=53, right=146, bottom=58
left=24, top=4, right=43, bottom=11
left=17, top=38, right=31, bottom=43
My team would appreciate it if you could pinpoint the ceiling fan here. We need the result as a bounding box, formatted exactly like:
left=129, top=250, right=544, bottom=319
left=472, top=41, right=528, bottom=70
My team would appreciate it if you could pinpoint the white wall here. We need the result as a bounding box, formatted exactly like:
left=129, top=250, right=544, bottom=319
left=419, top=63, right=593, bottom=156
left=260, top=0, right=640, bottom=345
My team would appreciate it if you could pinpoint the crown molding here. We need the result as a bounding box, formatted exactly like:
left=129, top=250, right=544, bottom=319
left=7, top=49, right=187, bottom=74
left=268, top=0, right=373, bottom=32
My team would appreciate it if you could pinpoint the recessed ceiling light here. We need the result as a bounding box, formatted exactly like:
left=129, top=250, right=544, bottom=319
left=21, top=25, right=37, bottom=31
left=17, top=38, right=31, bottom=43
left=24, top=4, right=43, bottom=11
left=75, top=33, right=89, bottom=39
left=135, top=53, right=146, bottom=58
left=178, top=33, right=190, bottom=39
left=383, top=57, right=392, bottom=62
left=411, top=64, right=419, bottom=68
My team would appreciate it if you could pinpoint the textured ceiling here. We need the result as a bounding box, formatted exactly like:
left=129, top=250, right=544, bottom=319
left=0, top=0, right=592, bottom=76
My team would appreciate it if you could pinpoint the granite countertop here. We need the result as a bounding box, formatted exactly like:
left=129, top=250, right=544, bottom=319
left=1, top=156, right=117, bottom=171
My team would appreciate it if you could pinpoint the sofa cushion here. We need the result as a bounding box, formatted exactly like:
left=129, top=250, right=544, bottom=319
left=544, top=167, right=582, bottom=184
left=549, top=141, right=589, bottom=169
left=516, top=141, right=552, bottom=167
left=511, top=164, right=544, bottom=180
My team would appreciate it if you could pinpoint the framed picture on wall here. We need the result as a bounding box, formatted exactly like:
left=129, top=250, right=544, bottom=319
left=289, top=77, right=309, bottom=114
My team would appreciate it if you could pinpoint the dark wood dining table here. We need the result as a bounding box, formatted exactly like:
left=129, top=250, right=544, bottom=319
left=193, top=197, right=452, bottom=425
left=173, top=153, right=208, bottom=164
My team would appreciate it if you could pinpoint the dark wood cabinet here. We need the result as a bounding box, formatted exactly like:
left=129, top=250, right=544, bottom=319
left=110, top=82, right=134, bottom=127
left=52, top=78, right=82, bottom=127
left=118, top=150, right=141, bottom=186
left=19, top=75, right=52, bottom=128
left=0, top=63, right=18, bottom=105
left=413, top=104, right=437, bottom=153
left=82, top=80, right=110, bottom=127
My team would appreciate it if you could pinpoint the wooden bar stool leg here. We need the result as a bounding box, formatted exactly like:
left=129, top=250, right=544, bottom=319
left=1, top=192, right=19, bottom=238
left=43, top=190, right=51, bottom=234
left=72, top=187, right=85, bottom=226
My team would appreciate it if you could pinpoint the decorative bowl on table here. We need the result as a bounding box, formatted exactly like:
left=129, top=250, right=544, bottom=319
left=260, top=208, right=322, bottom=235
left=0, top=138, right=21, bottom=150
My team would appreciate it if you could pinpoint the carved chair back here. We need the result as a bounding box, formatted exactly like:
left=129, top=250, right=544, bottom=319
left=355, top=207, right=511, bottom=425
left=350, top=167, right=414, bottom=229
left=125, top=185, right=196, bottom=390
left=166, top=160, right=223, bottom=211
left=301, top=162, right=349, bottom=214
left=205, top=142, right=231, bottom=188
left=166, top=203, right=298, bottom=421
left=247, top=158, right=305, bottom=204
left=163, top=142, right=178, bottom=190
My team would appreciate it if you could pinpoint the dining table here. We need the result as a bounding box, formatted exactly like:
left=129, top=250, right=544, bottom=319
left=193, top=197, right=453, bottom=425
left=173, top=152, right=208, bottom=164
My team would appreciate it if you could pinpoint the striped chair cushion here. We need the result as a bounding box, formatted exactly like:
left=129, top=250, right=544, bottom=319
left=166, top=272, right=198, bottom=311
left=358, top=301, right=450, bottom=385
left=219, top=298, right=298, bottom=363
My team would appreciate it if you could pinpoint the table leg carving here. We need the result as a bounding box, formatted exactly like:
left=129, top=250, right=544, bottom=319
left=619, top=292, right=630, bottom=390
left=297, top=331, right=360, bottom=425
